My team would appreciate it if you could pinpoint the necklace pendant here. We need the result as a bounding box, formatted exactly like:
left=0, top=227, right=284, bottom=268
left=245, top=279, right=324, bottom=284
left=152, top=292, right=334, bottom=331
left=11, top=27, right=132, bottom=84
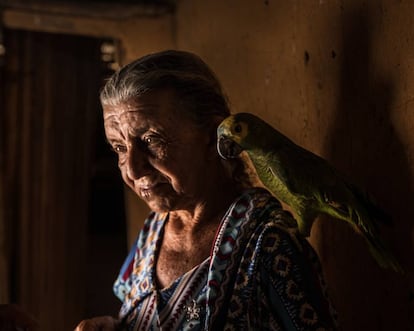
left=185, top=300, right=201, bottom=322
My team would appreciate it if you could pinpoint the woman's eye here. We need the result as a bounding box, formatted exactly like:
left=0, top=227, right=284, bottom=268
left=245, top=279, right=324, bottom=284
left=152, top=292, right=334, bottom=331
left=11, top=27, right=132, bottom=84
left=142, top=135, right=167, bottom=158
left=113, top=145, right=126, bottom=153
left=143, top=134, right=163, bottom=147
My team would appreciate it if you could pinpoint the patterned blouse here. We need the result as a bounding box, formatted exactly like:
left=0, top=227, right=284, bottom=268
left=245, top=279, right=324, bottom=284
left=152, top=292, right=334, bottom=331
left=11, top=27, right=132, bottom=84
left=113, top=188, right=338, bottom=330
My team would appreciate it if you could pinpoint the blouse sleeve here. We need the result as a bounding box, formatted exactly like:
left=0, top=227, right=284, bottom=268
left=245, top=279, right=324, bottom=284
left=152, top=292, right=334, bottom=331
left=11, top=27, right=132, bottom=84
left=113, top=236, right=139, bottom=302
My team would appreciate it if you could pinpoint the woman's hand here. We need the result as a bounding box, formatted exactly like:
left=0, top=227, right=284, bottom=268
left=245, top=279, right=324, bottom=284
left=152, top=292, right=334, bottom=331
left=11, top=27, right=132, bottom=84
left=74, top=316, right=122, bottom=331
left=0, top=304, right=38, bottom=330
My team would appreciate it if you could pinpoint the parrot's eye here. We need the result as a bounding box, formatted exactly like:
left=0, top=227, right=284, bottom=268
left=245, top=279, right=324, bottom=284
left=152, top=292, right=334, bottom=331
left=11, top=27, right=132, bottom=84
left=230, top=121, right=248, bottom=139
left=234, top=124, right=242, bottom=133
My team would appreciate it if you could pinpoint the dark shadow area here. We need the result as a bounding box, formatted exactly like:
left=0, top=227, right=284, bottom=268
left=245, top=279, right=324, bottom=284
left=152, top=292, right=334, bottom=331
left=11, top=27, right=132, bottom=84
left=86, top=102, right=127, bottom=317
left=0, top=28, right=127, bottom=330
left=321, top=4, right=414, bottom=331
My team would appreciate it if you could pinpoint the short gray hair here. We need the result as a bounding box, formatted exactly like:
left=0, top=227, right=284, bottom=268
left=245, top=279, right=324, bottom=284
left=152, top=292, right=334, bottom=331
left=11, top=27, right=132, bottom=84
left=100, top=50, right=230, bottom=127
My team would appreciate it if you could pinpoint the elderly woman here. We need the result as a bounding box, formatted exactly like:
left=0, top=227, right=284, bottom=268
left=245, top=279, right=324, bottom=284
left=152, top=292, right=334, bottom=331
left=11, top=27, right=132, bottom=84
left=75, top=50, right=337, bottom=330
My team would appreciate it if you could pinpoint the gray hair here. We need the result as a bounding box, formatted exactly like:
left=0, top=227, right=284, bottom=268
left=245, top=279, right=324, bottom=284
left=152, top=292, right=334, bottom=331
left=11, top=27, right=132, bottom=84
left=100, top=50, right=230, bottom=127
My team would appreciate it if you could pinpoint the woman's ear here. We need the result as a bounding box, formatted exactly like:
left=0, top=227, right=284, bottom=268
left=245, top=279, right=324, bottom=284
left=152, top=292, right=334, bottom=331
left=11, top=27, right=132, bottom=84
left=206, top=115, right=226, bottom=156
left=210, top=115, right=227, bottom=144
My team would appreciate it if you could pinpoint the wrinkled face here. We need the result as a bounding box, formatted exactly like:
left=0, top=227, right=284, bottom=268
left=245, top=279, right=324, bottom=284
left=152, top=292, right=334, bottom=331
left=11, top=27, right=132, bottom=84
left=103, top=89, right=212, bottom=213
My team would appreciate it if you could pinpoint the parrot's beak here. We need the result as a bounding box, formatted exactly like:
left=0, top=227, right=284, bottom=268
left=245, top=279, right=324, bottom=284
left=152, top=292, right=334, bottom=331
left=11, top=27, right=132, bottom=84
left=217, top=136, right=243, bottom=159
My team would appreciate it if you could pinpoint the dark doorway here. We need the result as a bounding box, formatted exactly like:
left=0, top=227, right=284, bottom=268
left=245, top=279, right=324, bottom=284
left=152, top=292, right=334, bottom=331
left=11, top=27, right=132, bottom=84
left=0, top=28, right=127, bottom=330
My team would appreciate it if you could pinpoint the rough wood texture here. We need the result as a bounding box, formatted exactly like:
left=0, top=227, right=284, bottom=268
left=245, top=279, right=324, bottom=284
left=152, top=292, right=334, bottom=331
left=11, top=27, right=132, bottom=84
left=0, top=0, right=173, bottom=19
left=1, top=1, right=174, bottom=66
left=173, top=1, right=414, bottom=330
left=2, top=9, right=121, bottom=38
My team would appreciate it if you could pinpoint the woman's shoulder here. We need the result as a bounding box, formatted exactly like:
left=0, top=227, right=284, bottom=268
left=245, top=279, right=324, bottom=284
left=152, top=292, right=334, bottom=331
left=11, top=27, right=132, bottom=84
left=234, top=187, right=298, bottom=227
left=226, top=186, right=304, bottom=251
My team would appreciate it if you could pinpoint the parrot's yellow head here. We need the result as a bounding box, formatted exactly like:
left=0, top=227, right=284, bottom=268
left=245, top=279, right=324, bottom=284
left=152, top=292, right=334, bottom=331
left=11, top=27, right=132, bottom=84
left=218, top=112, right=297, bottom=161
left=217, top=112, right=262, bottom=159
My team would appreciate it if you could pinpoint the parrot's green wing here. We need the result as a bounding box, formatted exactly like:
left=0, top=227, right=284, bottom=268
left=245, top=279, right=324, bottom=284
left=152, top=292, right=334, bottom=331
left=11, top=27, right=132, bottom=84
left=263, top=143, right=349, bottom=216
left=255, top=143, right=402, bottom=273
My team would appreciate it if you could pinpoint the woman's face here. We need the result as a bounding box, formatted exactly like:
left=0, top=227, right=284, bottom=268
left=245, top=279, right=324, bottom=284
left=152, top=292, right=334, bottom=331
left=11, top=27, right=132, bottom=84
left=103, top=89, right=214, bottom=213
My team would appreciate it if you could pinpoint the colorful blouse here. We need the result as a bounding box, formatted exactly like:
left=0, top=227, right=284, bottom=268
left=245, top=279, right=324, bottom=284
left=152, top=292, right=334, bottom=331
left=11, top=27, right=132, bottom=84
left=113, top=188, right=338, bottom=330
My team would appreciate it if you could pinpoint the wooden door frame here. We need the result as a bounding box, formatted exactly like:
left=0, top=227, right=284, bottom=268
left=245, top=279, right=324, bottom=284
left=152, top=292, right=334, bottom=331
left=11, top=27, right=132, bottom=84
left=0, top=0, right=175, bottom=65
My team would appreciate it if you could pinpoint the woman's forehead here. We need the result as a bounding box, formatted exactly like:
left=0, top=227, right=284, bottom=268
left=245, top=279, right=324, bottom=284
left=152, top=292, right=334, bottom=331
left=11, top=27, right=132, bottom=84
left=103, top=92, right=199, bottom=135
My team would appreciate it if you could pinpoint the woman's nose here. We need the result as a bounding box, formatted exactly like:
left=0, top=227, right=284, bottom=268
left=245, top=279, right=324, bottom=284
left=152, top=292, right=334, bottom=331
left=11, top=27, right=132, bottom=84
left=124, top=144, right=150, bottom=180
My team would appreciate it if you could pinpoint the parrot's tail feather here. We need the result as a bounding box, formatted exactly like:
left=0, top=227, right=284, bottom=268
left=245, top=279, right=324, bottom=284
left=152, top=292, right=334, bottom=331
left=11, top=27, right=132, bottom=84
left=349, top=184, right=392, bottom=226
left=364, top=233, right=404, bottom=273
left=348, top=186, right=402, bottom=271
left=350, top=210, right=403, bottom=273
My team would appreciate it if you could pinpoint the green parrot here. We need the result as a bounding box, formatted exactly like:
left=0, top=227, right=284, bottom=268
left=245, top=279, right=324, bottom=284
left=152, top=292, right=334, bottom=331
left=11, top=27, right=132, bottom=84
left=217, top=112, right=403, bottom=273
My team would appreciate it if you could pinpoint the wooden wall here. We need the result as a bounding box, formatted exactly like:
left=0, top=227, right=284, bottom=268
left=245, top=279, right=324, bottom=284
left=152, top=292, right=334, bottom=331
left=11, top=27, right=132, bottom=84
left=171, top=1, right=414, bottom=330
left=1, top=1, right=414, bottom=330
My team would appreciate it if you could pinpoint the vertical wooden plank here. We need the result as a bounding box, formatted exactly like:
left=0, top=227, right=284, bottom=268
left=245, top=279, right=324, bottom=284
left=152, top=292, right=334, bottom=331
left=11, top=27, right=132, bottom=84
left=18, top=30, right=33, bottom=313
left=2, top=28, right=22, bottom=305
left=1, top=28, right=113, bottom=330
left=0, top=26, right=8, bottom=304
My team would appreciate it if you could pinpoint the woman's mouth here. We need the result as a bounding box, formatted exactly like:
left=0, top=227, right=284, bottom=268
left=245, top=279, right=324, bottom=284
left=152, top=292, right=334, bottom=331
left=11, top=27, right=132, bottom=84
left=140, top=188, right=151, bottom=198
left=136, top=179, right=169, bottom=198
left=138, top=184, right=156, bottom=197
